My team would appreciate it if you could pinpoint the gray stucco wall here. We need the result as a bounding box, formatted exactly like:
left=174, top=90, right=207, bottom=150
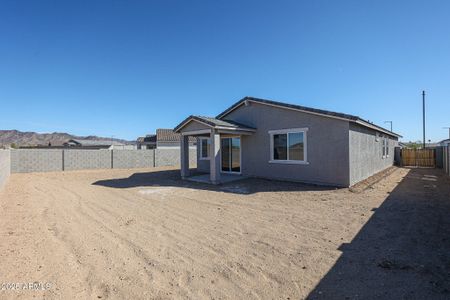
left=11, top=149, right=63, bottom=173
left=223, top=102, right=351, bottom=186
left=0, top=150, right=10, bottom=189
left=349, top=123, right=398, bottom=185
left=182, top=120, right=210, bottom=132
left=196, top=140, right=210, bottom=172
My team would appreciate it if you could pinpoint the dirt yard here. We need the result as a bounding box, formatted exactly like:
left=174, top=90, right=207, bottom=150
left=0, top=167, right=449, bottom=299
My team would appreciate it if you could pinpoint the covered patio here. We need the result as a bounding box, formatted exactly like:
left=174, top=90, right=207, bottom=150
left=174, top=115, right=256, bottom=184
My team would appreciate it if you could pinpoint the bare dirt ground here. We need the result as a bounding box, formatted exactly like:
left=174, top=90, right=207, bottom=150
left=0, top=167, right=449, bottom=299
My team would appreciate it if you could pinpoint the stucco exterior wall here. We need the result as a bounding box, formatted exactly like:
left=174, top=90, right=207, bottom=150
left=196, top=138, right=210, bottom=172
left=181, top=120, right=211, bottom=132
left=349, top=123, right=398, bottom=185
left=0, top=149, right=10, bottom=190
left=223, top=102, right=351, bottom=186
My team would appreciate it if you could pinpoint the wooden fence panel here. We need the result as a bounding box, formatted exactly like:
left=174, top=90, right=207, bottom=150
left=401, top=149, right=436, bottom=168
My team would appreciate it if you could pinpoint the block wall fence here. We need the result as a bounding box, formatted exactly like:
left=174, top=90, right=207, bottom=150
left=0, top=149, right=10, bottom=189
left=10, top=149, right=196, bottom=173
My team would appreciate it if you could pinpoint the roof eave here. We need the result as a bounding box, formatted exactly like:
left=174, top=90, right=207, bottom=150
left=354, top=119, right=402, bottom=138
left=217, top=97, right=355, bottom=122
left=217, top=96, right=402, bottom=138
left=173, top=115, right=214, bottom=133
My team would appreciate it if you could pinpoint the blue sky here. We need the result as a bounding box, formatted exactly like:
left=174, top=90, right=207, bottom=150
left=0, top=0, right=449, bottom=141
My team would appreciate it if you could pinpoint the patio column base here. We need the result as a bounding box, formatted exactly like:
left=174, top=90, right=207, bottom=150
left=180, top=135, right=190, bottom=178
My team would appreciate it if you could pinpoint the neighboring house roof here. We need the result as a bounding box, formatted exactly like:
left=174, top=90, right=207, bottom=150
left=137, top=134, right=156, bottom=144
left=66, top=139, right=124, bottom=146
left=438, top=139, right=450, bottom=145
left=174, top=116, right=256, bottom=133
left=156, top=129, right=197, bottom=143
left=216, top=96, right=402, bottom=138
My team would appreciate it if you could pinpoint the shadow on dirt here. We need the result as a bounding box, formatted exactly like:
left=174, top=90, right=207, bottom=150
left=92, top=169, right=338, bottom=195
left=307, top=168, right=450, bottom=299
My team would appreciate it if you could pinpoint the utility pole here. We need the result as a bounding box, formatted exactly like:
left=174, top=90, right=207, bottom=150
left=443, top=127, right=450, bottom=140
left=422, top=90, right=426, bottom=149
left=384, top=121, right=393, bottom=132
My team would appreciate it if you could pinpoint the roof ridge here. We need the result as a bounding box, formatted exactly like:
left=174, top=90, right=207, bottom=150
left=216, top=96, right=401, bottom=137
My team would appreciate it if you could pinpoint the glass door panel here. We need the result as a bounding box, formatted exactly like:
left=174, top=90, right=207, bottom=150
left=231, top=138, right=241, bottom=173
left=221, top=137, right=241, bottom=173
left=221, top=138, right=231, bottom=172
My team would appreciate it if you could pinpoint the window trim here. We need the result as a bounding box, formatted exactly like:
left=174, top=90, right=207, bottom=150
left=199, top=137, right=210, bottom=160
left=382, top=135, right=389, bottom=159
left=268, top=128, right=309, bottom=165
left=219, top=136, right=242, bottom=175
left=385, top=136, right=389, bottom=158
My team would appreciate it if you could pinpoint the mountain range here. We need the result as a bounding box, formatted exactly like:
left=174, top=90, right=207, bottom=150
left=0, top=130, right=132, bottom=147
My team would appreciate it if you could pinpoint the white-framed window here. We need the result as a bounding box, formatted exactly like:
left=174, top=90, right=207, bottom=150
left=382, top=136, right=389, bottom=158
left=269, top=128, right=308, bottom=164
left=199, top=137, right=210, bottom=160
left=385, top=137, right=389, bottom=157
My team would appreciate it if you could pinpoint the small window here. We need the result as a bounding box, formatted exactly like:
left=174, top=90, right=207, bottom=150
left=382, top=136, right=389, bottom=158
left=385, top=137, right=389, bottom=157
left=199, top=138, right=210, bottom=160
left=269, top=128, right=308, bottom=164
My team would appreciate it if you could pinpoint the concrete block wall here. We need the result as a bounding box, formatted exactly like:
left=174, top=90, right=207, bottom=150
left=113, top=150, right=154, bottom=169
left=0, top=150, right=10, bottom=189
left=155, top=149, right=197, bottom=167
left=11, top=149, right=63, bottom=173
left=9, top=149, right=197, bottom=173
left=64, top=150, right=112, bottom=171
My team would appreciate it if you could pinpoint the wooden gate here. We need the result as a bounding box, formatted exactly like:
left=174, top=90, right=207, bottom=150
left=401, top=148, right=436, bottom=167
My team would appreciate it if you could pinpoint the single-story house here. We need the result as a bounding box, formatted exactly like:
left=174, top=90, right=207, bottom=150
left=137, top=135, right=157, bottom=149
left=438, top=139, right=450, bottom=147
left=137, top=129, right=197, bottom=150
left=174, top=96, right=401, bottom=187
left=63, top=139, right=133, bottom=150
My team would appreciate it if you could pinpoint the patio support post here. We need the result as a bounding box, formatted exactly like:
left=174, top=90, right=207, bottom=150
left=210, top=130, right=221, bottom=184
left=180, top=135, right=190, bottom=179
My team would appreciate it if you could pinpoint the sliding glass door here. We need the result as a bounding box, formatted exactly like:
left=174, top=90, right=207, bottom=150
left=221, top=137, right=241, bottom=173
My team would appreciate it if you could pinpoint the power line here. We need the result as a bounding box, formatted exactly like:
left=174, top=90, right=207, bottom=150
left=443, top=127, right=450, bottom=140
left=384, top=121, right=393, bottom=132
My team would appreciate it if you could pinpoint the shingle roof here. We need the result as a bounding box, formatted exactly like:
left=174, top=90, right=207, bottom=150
left=156, top=129, right=196, bottom=143
left=68, top=139, right=125, bottom=146
left=216, top=96, right=402, bottom=138
left=137, top=135, right=156, bottom=143
left=173, top=115, right=256, bottom=133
